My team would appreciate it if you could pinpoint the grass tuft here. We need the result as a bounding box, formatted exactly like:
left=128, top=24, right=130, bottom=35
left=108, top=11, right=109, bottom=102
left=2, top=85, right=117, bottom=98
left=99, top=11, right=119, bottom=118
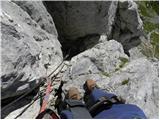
left=121, top=78, right=129, bottom=85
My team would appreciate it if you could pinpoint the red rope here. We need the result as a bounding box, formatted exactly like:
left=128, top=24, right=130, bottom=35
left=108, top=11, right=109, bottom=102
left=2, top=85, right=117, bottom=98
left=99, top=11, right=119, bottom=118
left=39, top=78, right=52, bottom=113
left=39, top=62, right=65, bottom=115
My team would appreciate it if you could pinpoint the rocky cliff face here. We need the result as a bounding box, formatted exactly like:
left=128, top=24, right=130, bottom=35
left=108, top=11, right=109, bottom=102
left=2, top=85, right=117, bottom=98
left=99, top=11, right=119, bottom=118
left=1, top=1, right=62, bottom=100
left=44, top=1, right=118, bottom=58
left=1, top=0, right=159, bottom=119
left=44, top=1, right=143, bottom=57
left=111, top=1, right=143, bottom=52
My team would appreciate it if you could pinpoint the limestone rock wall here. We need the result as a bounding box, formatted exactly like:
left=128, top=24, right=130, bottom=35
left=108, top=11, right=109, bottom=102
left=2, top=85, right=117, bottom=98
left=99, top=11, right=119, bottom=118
left=1, top=1, right=63, bottom=100
left=13, top=1, right=58, bottom=36
left=111, top=1, right=143, bottom=52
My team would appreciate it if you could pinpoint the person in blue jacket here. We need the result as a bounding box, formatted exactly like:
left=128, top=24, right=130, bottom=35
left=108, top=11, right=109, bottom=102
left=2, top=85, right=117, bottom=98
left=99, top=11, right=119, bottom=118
left=59, top=79, right=147, bottom=119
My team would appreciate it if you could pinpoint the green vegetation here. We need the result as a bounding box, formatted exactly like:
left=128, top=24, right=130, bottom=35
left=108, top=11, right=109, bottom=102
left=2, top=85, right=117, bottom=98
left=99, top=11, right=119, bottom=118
left=119, top=57, right=129, bottom=68
left=151, top=32, right=159, bottom=46
left=121, top=78, right=129, bottom=85
left=136, top=1, right=159, bottom=59
left=137, top=1, right=158, bottom=18
left=151, top=32, right=159, bottom=58
left=101, top=57, right=128, bottom=76
left=115, top=68, right=120, bottom=72
left=114, top=57, right=129, bottom=72
left=144, top=22, right=158, bottom=32
left=101, top=72, right=110, bottom=77
left=150, top=1, right=159, bottom=14
left=101, top=57, right=129, bottom=77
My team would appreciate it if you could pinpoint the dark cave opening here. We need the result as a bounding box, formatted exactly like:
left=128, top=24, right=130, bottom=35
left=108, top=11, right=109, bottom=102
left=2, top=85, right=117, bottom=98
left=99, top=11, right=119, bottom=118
left=59, top=34, right=100, bottom=60
left=43, top=1, right=101, bottom=60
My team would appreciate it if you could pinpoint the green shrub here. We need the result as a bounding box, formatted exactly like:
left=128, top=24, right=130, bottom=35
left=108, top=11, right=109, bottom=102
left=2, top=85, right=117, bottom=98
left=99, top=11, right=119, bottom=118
left=121, top=78, right=129, bottom=85
left=101, top=72, right=110, bottom=77
left=119, top=57, right=129, bottom=68
left=144, top=22, right=158, bottom=32
left=137, top=1, right=159, bottom=59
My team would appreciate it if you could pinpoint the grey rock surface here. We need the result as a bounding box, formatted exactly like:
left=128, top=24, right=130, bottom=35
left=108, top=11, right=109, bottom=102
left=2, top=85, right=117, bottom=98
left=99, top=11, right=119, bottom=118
left=111, top=0, right=143, bottom=51
left=13, top=1, right=58, bottom=36
left=44, top=0, right=143, bottom=56
left=62, top=40, right=158, bottom=118
left=129, top=45, right=146, bottom=60
left=108, top=58, right=159, bottom=118
left=45, top=1, right=118, bottom=41
left=62, top=40, right=129, bottom=94
left=1, top=0, right=158, bottom=119
left=1, top=1, right=63, bottom=100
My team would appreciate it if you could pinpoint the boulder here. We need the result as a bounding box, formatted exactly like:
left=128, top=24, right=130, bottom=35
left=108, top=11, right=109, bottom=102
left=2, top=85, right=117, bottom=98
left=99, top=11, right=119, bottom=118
left=129, top=46, right=145, bottom=60
left=111, top=0, right=143, bottom=52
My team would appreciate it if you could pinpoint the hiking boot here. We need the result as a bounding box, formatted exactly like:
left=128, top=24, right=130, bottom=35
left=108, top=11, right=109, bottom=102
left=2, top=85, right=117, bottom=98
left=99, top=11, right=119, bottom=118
left=67, top=87, right=81, bottom=100
left=83, top=79, right=96, bottom=94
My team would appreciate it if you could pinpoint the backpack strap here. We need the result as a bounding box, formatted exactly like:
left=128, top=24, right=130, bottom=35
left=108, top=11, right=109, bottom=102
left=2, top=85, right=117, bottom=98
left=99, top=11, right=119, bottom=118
left=65, top=99, right=92, bottom=119
left=89, top=96, right=125, bottom=117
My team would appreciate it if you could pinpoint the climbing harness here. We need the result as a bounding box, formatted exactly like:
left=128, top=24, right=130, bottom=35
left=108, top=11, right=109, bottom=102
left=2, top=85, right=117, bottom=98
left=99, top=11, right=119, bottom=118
left=89, top=96, right=125, bottom=117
